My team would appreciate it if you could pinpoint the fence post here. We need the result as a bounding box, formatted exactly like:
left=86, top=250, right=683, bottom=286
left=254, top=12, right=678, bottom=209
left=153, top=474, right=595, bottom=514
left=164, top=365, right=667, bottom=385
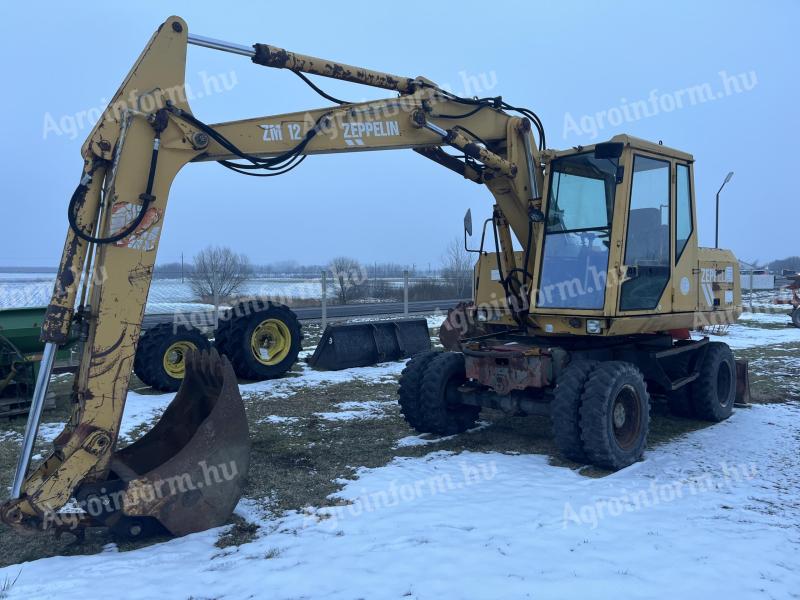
left=749, top=271, right=754, bottom=310
left=321, top=271, right=328, bottom=331
left=403, top=270, right=409, bottom=317
left=213, top=288, right=220, bottom=331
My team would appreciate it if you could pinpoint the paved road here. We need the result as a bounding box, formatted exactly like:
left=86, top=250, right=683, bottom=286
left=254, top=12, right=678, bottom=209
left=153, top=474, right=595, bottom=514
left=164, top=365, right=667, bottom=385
left=142, top=299, right=462, bottom=330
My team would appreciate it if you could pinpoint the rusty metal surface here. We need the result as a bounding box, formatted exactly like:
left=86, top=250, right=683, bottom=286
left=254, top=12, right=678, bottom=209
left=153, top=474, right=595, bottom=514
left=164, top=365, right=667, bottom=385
left=108, top=349, right=250, bottom=536
left=252, top=43, right=415, bottom=93
left=445, top=129, right=517, bottom=177
left=464, top=344, right=551, bottom=395
left=439, top=303, right=472, bottom=351
left=735, top=359, right=752, bottom=405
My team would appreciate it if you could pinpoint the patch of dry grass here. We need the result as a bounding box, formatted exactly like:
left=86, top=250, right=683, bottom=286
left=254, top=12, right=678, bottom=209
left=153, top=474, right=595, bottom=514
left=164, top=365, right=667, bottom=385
left=0, top=346, right=793, bottom=566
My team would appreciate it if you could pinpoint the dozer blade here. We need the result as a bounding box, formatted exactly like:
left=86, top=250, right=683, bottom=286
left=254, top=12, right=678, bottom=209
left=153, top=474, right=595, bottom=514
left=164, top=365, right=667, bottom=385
left=735, top=359, right=752, bottom=405
left=78, top=348, right=250, bottom=538
left=308, top=318, right=431, bottom=370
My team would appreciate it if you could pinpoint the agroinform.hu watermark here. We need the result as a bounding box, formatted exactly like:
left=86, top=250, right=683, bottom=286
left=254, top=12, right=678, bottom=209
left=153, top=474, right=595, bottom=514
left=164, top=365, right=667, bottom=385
left=562, top=69, right=757, bottom=141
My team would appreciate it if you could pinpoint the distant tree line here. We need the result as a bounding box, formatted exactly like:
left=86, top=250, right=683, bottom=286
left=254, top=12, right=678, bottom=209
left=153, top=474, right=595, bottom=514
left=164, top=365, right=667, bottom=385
left=152, top=259, right=425, bottom=280
left=152, top=238, right=474, bottom=305
left=768, top=256, right=800, bottom=274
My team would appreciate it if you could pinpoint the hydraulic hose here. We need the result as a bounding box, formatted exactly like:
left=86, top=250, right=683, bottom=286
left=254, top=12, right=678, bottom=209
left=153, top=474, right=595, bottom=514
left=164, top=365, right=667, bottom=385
left=68, top=134, right=161, bottom=245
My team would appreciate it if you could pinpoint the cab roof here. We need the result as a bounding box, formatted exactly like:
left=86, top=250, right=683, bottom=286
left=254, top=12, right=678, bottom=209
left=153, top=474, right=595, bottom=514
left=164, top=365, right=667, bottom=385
left=555, top=134, right=694, bottom=162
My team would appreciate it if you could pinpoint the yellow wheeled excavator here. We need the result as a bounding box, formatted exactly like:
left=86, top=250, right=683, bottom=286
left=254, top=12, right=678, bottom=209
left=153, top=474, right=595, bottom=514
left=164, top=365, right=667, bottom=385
left=2, top=16, right=746, bottom=539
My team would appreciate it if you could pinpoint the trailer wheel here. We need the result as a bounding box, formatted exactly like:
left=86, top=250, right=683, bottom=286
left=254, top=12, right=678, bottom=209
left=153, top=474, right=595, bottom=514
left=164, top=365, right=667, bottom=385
left=551, top=361, right=597, bottom=462
left=215, top=303, right=301, bottom=380
left=398, top=351, right=441, bottom=431
left=134, top=323, right=211, bottom=392
left=579, top=361, right=650, bottom=470
left=690, top=342, right=735, bottom=422
left=413, top=352, right=480, bottom=435
left=792, top=308, right=800, bottom=329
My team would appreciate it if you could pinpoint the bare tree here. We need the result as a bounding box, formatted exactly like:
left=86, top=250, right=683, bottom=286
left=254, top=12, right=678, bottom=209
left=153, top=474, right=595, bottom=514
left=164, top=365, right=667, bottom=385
left=190, top=245, right=252, bottom=302
left=328, top=256, right=365, bottom=304
left=441, top=237, right=474, bottom=299
left=768, top=255, right=800, bottom=274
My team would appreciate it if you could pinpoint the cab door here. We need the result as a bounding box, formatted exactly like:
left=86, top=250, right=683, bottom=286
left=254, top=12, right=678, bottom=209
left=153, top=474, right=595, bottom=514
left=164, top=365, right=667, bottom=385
left=617, top=153, right=673, bottom=315
left=672, top=162, right=699, bottom=313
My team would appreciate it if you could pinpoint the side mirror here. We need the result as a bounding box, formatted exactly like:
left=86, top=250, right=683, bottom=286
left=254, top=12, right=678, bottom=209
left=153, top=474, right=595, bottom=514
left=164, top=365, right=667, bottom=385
left=594, top=142, right=624, bottom=160
left=464, top=209, right=473, bottom=237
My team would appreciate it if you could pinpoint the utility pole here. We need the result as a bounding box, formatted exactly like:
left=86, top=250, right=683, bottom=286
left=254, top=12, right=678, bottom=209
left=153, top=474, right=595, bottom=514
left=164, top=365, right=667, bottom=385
left=321, top=271, right=328, bottom=331
left=403, top=270, right=409, bottom=316
left=180, top=252, right=184, bottom=283
left=715, top=171, right=734, bottom=248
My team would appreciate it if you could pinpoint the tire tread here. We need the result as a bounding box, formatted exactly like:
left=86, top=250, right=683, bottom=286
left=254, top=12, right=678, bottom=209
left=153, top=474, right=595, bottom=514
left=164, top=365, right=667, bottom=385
left=551, top=361, right=597, bottom=462
left=579, top=361, right=650, bottom=470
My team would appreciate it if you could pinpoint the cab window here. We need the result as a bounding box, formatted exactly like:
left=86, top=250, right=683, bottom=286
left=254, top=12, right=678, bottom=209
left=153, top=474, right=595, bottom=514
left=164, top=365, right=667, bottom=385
left=675, top=163, right=693, bottom=262
left=619, top=155, right=670, bottom=311
left=537, top=152, right=617, bottom=309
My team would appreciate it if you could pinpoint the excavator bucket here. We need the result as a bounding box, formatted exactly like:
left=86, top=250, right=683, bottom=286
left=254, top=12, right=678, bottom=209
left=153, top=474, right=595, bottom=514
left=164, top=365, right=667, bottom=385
left=79, top=349, right=250, bottom=538
left=308, top=318, right=431, bottom=370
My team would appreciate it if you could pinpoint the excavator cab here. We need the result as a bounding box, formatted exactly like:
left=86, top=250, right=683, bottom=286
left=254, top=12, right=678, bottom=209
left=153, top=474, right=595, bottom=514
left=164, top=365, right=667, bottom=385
left=472, top=135, right=740, bottom=336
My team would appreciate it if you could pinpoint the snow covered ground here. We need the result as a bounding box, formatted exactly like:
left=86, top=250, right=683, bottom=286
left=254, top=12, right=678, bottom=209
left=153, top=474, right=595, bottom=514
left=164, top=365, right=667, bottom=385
left=240, top=360, right=406, bottom=399
left=1, top=310, right=798, bottom=599
left=2, top=401, right=798, bottom=599
left=0, top=276, right=336, bottom=310
left=709, top=309, right=800, bottom=351
left=25, top=360, right=406, bottom=451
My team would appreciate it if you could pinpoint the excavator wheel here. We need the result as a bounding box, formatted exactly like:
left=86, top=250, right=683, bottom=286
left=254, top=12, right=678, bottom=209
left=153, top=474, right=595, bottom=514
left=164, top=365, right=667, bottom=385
left=406, top=352, right=480, bottom=435
left=551, top=361, right=597, bottom=463
left=397, top=350, right=441, bottom=430
left=215, top=303, right=301, bottom=380
left=690, top=342, right=736, bottom=422
left=579, top=361, right=650, bottom=470
left=134, top=323, right=211, bottom=392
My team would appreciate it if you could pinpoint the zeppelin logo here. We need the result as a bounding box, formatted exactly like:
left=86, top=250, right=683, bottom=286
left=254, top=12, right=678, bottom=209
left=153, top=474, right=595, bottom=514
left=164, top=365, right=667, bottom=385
left=260, top=120, right=400, bottom=146
left=342, top=120, right=400, bottom=146
left=700, top=268, right=716, bottom=307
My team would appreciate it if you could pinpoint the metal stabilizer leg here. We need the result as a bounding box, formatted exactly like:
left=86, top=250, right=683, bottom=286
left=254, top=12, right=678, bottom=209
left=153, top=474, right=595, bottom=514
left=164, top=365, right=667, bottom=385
left=10, top=342, right=57, bottom=499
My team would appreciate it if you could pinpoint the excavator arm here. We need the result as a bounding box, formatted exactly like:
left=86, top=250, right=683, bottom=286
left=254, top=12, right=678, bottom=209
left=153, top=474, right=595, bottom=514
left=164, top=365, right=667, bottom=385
left=1, top=16, right=546, bottom=537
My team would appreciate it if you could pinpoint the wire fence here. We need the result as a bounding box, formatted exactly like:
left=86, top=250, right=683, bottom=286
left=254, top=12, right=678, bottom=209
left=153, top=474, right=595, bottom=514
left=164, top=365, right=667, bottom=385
left=1, top=269, right=794, bottom=314
left=0, top=270, right=471, bottom=313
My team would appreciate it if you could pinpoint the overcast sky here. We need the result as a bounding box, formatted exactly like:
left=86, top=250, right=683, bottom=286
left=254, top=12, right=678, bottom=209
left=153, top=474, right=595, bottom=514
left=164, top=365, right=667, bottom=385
left=0, top=1, right=795, bottom=268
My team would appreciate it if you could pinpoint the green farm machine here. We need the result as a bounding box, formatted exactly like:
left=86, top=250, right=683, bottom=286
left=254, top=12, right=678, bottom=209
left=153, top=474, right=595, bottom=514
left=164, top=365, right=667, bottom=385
left=0, top=307, right=79, bottom=417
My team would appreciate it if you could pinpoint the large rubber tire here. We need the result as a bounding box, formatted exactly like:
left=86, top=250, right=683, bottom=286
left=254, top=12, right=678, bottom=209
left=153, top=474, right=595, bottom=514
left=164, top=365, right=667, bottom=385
left=690, top=342, right=735, bottom=422
left=398, top=351, right=441, bottom=431
left=215, top=303, right=301, bottom=381
left=134, top=323, right=211, bottom=392
left=579, top=361, right=650, bottom=470
left=792, top=308, right=800, bottom=329
left=551, top=361, right=597, bottom=462
left=413, top=352, right=481, bottom=435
